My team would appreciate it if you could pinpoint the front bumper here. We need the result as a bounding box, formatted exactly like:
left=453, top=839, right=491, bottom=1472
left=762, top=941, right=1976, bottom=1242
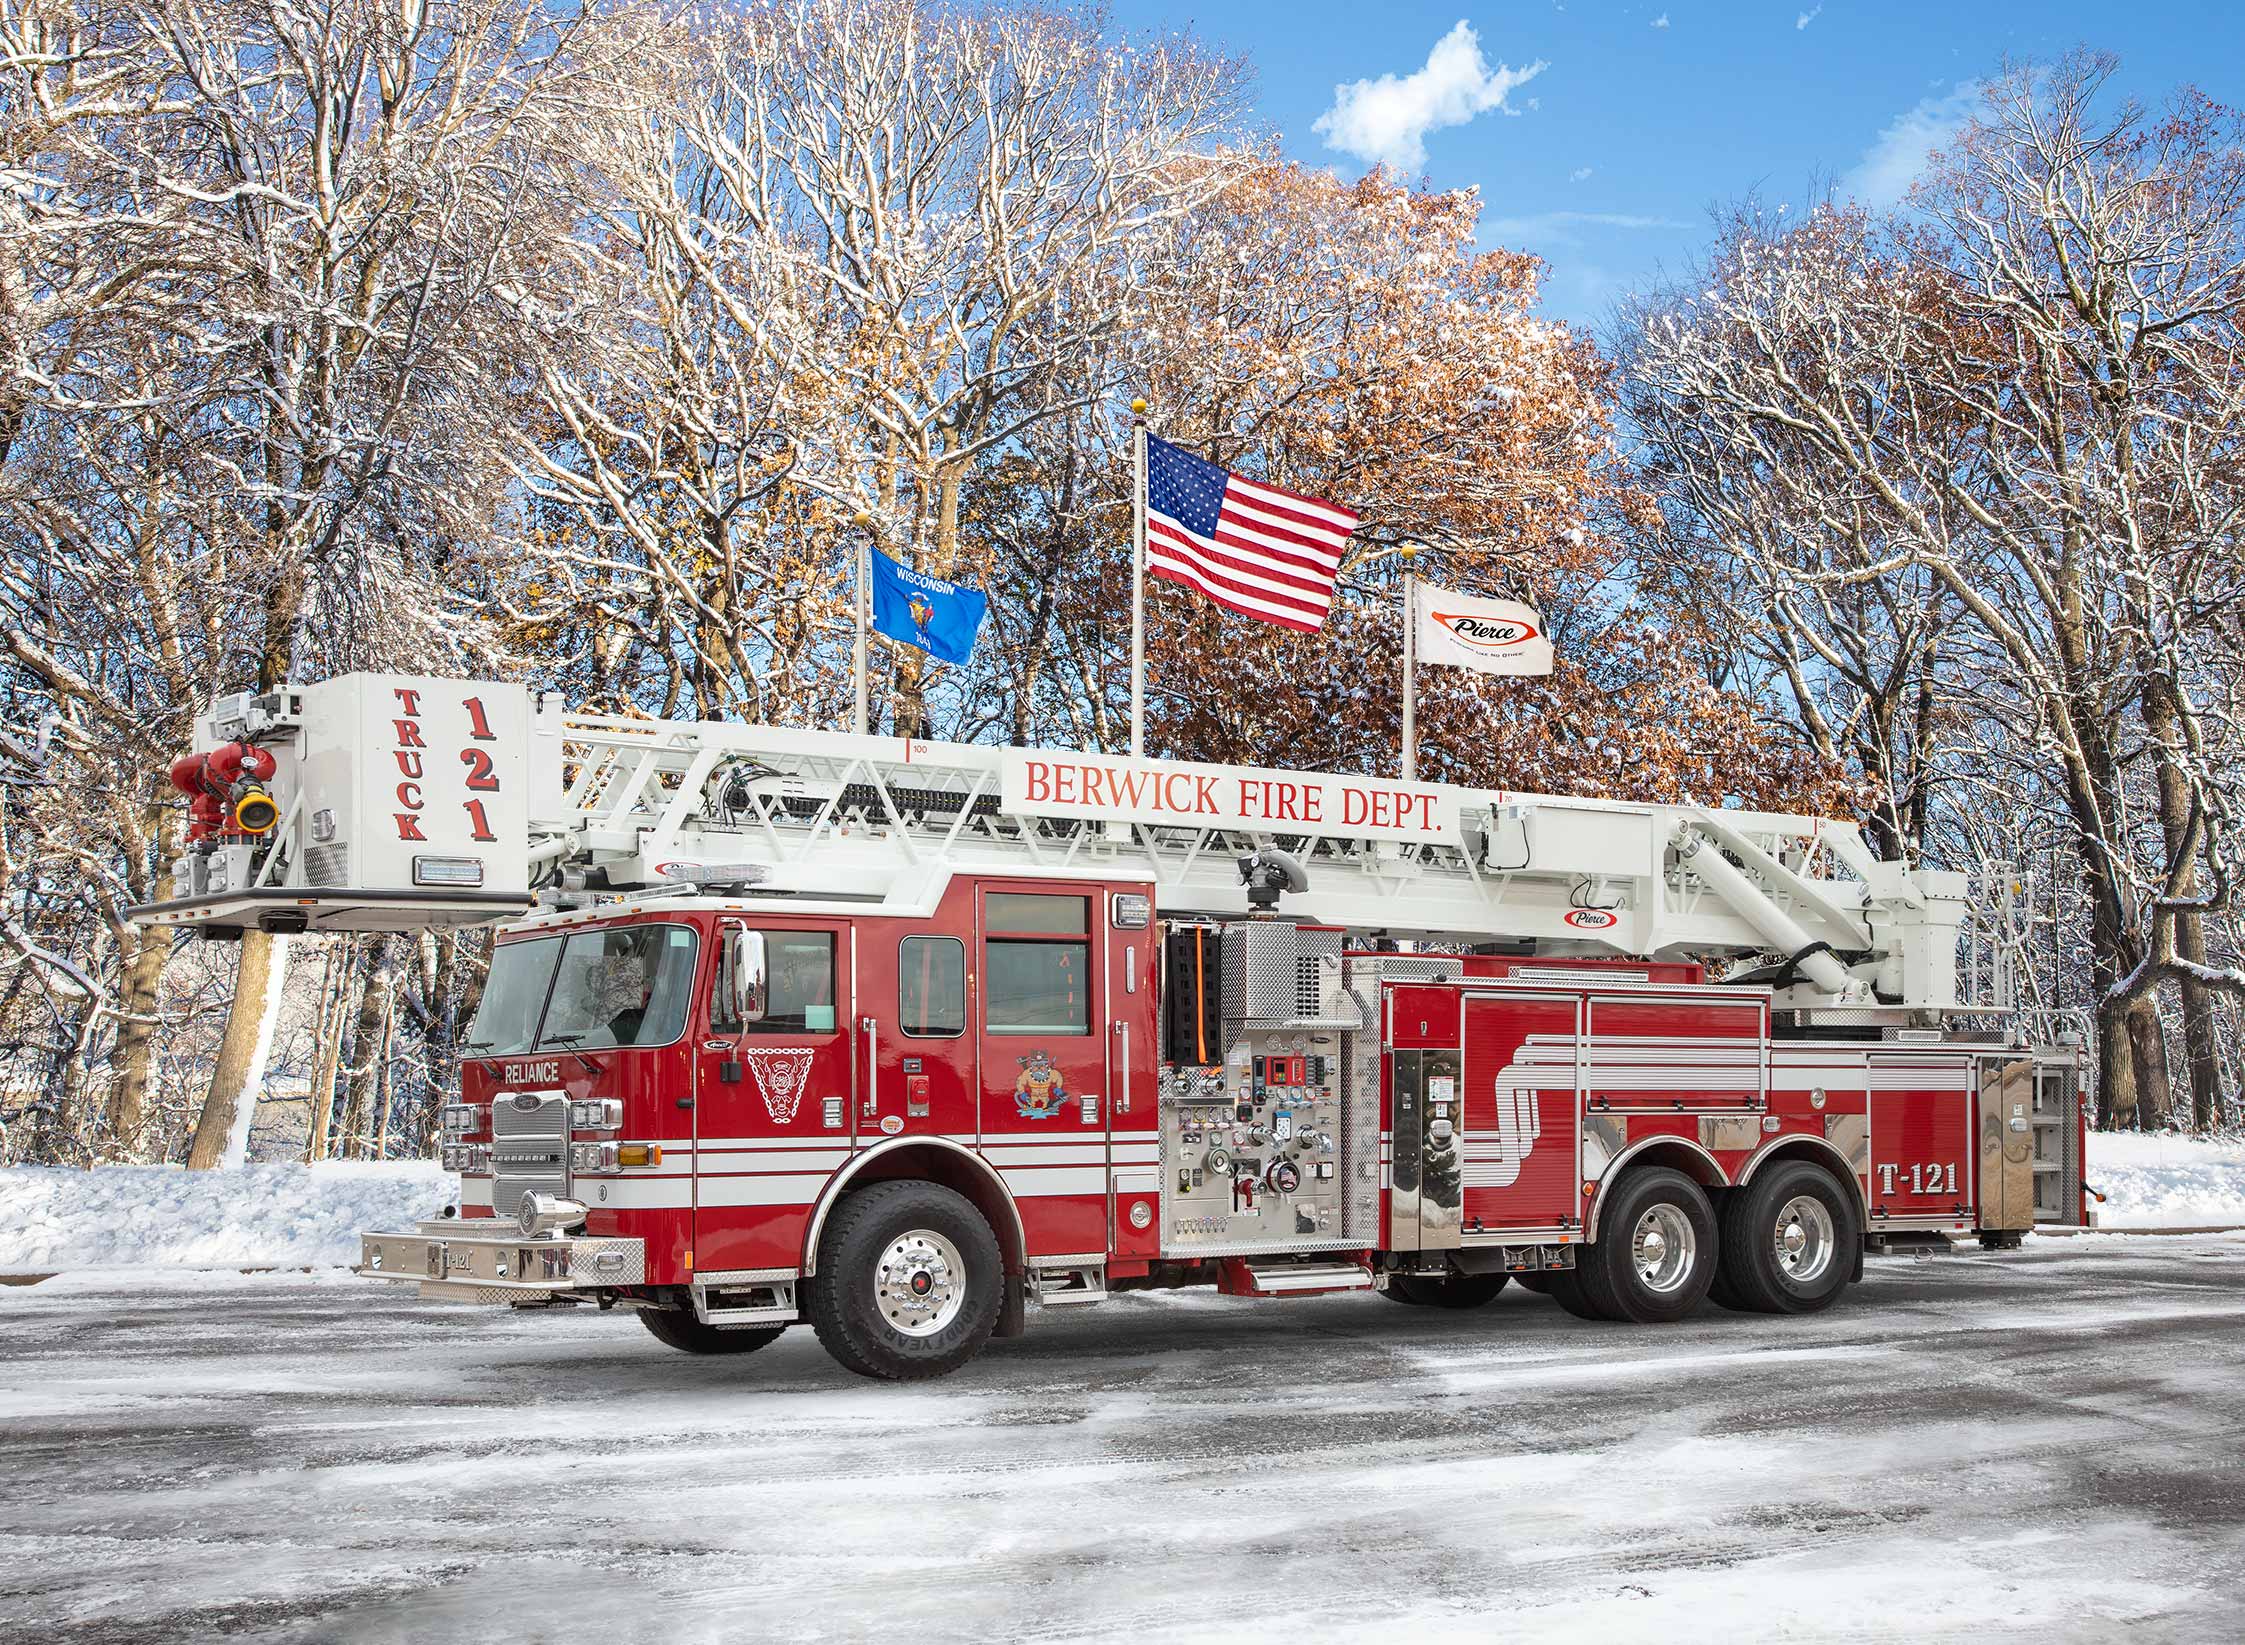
left=356, top=1221, right=646, bottom=1304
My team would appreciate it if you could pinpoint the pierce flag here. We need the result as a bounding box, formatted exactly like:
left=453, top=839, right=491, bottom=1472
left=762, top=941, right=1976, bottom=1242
left=1411, top=582, right=1554, bottom=676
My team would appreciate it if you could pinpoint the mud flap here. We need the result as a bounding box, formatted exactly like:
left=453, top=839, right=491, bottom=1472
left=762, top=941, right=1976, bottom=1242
left=994, top=1269, right=1027, bottom=1338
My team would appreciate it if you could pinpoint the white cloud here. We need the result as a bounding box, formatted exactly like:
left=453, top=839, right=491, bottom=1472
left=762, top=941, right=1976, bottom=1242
left=1313, top=22, right=1548, bottom=171
left=1651, top=12, right=1670, bottom=27
left=1569, top=166, right=1594, bottom=182
left=1796, top=4, right=1822, bottom=26
left=1844, top=81, right=1981, bottom=207
left=1482, top=209, right=1694, bottom=249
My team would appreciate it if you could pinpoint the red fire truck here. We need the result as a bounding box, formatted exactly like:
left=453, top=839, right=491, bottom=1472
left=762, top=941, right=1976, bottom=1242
left=135, top=675, right=2087, bottom=1380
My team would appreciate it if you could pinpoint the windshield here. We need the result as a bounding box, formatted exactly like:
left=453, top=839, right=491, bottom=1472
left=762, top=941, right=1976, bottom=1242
left=464, top=937, right=562, bottom=1057
left=537, top=925, right=699, bottom=1051
left=463, top=925, right=700, bottom=1056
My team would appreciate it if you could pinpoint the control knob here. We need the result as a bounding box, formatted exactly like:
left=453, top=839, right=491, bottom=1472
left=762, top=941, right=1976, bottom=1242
left=1264, top=1158, right=1302, bottom=1194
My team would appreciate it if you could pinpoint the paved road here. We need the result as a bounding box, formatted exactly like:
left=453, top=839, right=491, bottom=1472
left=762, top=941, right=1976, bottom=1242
left=3, top=1235, right=2243, bottom=1644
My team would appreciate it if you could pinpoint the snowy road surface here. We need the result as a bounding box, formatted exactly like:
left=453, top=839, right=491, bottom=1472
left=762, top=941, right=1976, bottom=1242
left=4, top=1239, right=2243, bottom=1644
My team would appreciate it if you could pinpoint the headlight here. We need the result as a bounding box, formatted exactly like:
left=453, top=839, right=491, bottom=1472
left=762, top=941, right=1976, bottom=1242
left=440, top=1103, right=483, bottom=1138
left=440, top=1142, right=491, bottom=1173
left=570, top=1141, right=619, bottom=1174
left=569, top=1098, right=622, bottom=1131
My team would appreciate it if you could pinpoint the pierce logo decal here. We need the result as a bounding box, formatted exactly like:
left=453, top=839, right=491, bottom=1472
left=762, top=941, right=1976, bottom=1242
left=1431, top=612, right=1542, bottom=654
left=1564, top=908, right=1620, bottom=930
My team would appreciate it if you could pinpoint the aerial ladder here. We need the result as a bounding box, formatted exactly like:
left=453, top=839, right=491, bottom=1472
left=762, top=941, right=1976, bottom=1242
left=134, top=672, right=1975, bottom=1027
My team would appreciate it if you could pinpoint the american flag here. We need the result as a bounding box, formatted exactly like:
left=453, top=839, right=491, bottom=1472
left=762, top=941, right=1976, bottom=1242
left=1143, top=434, right=1357, bottom=633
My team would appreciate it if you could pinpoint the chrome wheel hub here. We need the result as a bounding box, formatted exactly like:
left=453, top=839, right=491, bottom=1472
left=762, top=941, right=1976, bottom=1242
left=1631, top=1204, right=1697, bottom=1294
left=874, top=1228, right=966, bottom=1338
left=1773, top=1195, right=1835, bottom=1283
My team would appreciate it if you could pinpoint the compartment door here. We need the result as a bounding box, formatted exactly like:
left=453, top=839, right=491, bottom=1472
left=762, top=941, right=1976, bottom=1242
left=1461, top=993, right=1582, bottom=1235
left=1869, top=1059, right=1976, bottom=1223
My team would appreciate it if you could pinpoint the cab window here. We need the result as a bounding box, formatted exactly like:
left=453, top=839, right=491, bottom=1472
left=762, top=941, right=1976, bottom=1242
left=463, top=937, right=562, bottom=1057
left=899, top=936, right=965, bottom=1037
left=716, top=930, right=837, bottom=1035
left=535, top=925, right=698, bottom=1051
left=984, top=894, right=1089, bottom=1036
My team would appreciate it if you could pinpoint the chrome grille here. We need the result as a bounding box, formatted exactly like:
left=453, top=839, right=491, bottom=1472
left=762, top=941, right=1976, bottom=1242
left=490, top=1092, right=569, bottom=1227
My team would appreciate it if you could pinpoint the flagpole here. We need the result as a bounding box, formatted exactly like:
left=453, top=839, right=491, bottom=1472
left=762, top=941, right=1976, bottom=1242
left=850, top=510, right=870, bottom=736
left=1400, top=542, right=1419, bottom=781
left=1129, top=398, right=1148, bottom=760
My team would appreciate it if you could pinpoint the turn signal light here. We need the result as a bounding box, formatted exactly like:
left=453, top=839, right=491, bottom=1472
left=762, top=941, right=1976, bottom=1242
left=618, top=1144, right=662, bottom=1168
left=233, top=788, right=280, bottom=834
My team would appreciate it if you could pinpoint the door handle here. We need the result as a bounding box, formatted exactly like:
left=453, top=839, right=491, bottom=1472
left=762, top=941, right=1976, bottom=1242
left=859, top=1016, right=878, bottom=1118
left=1111, top=1020, right=1131, bottom=1114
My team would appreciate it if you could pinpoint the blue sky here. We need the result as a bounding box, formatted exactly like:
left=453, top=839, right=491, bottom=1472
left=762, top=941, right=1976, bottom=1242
left=1130, top=0, right=2245, bottom=332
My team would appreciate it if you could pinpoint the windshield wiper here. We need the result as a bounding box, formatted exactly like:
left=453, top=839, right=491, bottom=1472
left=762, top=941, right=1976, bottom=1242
left=539, top=1035, right=604, bottom=1078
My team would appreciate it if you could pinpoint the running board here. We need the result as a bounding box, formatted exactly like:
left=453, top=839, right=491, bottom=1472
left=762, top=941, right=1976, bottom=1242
left=692, top=1278, right=798, bottom=1326
left=1030, top=1260, right=1107, bottom=1306
left=1224, top=1259, right=1376, bottom=1297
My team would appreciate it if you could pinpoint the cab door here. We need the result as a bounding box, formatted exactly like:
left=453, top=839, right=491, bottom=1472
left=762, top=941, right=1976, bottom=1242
left=693, top=919, right=853, bottom=1274
left=973, top=883, right=1108, bottom=1254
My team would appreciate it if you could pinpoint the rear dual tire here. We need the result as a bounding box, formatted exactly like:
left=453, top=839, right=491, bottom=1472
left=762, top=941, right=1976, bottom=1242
left=1575, top=1167, right=1720, bottom=1323
left=1711, top=1159, right=1857, bottom=1315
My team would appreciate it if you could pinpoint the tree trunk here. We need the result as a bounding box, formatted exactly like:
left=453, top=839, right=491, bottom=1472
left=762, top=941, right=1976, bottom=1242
left=340, top=938, right=396, bottom=1160
left=2094, top=991, right=2133, bottom=1129
left=2142, top=672, right=2226, bottom=1131
left=185, top=931, right=291, bottom=1169
left=2176, top=917, right=2225, bottom=1131
left=370, top=988, right=397, bottom=1160
left=304, top=940, right=352, bottom=1162
left=2124, top=994, right=2174, bottom=1130
left=106, top=921, right=171, bottom=1158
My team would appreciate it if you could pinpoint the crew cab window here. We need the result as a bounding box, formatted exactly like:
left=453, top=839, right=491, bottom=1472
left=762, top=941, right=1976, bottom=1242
left=536, top=925, right=699, bottom=1051
left=718, top=930, right=837, bottom=1035
left=984, top=894, right=1089, bottom=1036
left=899, top=936, right=965, bottom=1037
left=463, top=937, right=562, bottom=1057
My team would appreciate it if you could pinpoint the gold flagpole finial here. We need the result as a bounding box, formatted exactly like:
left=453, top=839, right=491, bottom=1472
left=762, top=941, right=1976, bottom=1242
left=1130, top=398, right=1148, bottom=417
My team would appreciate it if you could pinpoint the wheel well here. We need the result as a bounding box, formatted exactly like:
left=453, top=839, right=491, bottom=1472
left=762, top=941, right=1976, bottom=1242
left=1587, top=1137, right=1729, bottom=1241
left=800, top=1139, right=1027, bottom=1279
left=1735, top=1136, right=1868, bottom=1224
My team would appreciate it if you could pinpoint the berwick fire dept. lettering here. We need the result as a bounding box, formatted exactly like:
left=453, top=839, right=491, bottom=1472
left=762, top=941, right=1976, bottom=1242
left=1012, top=753, right=1448, bottom=841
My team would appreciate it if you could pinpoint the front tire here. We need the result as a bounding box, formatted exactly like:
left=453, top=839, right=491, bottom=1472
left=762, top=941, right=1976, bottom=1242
left=1716, top=1160, right=1858, bottom=1315
left=1383, top=1272, right=1510, bottom=1308
left=637, top=1307, right=786, bottom=1356
left=1577, top=1167, right=1718, bottom=1323
left=808, top=1180, right=1002, bottom=1380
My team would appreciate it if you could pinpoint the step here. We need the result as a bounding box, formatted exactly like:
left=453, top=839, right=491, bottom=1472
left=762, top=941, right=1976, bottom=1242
left=1237, top=1260, right=1376, bottom=1296
left=1030, top=1262, right=1107, bottom=1307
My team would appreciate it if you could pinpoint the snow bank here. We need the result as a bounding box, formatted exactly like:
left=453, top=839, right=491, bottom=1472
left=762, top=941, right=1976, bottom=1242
left=2088, top=1131, right=2245, bottom=1228
left=0, top=1162, right=456, bottom=1273
left=4, top=1132, right=2239, bottom=1275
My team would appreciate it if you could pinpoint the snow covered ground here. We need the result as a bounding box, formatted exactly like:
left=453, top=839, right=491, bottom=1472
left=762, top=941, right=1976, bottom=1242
left=2, top=1240, right=2242, bottom=1643
left=0, top=1161, right=454, bottom=1272
left=2088, top=1131, right=2245, bottom=1228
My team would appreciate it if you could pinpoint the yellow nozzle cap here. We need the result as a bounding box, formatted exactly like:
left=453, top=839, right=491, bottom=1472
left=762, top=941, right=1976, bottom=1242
left=233, top=790, right=279, bottom=835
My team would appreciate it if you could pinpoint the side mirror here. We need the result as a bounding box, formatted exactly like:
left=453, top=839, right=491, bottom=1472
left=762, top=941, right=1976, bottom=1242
left=723, top=926, right=767, bottom=1026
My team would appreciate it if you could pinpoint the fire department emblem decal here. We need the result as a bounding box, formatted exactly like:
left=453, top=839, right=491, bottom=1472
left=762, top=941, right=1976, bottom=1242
left=1013, top=1050, right=1069, bottom=1121
left=744, top=1048, right=815, bottom=1124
